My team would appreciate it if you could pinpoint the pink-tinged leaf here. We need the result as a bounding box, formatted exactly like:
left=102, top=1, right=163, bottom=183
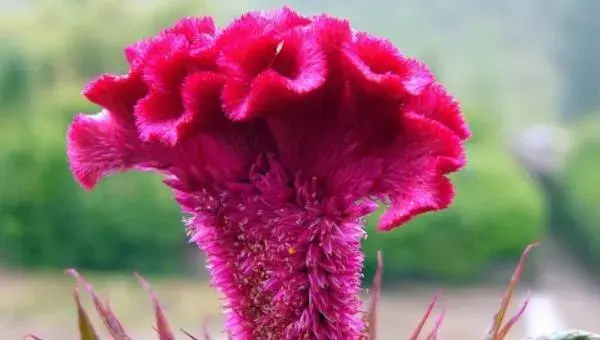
left=202, top=315, right=212, bottom=340
left=488, top=242, right=539, bottom=340
left=365, top=251, right=383, bottom=339
left=73, top=287, right=100, bottom=340
left=425, top=308, right=446, bottom=340
left=66, top=269, right=131, bottom=340
left=497, top=291, right=531, bottom=339
left=134, top=273, right=175, bottom=340
left=409, top=290, right=442, bottom=340
left=181, top=328, right=201, bottom=340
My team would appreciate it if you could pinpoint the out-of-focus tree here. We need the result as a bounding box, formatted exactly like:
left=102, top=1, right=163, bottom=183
left=0, top=0, right=210, bottom=274
left=0, top=38, right=30, bottom=108
left=558, top=0, right=600, bottom=119
left=559, top=114, right=600, bottom=270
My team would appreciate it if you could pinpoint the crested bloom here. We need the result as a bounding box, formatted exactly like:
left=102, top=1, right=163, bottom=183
left=66, top=7, right=469, bottom=340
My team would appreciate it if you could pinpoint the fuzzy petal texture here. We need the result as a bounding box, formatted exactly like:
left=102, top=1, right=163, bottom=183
left=172, top=155, right=370, bottom=339
left=66, top=6, right=470, bottom=340
left=219, top=28, right=327, bottom=120
left=341, top=33, right=433, bottom=99
left=67, top=110, right=139, bottom=189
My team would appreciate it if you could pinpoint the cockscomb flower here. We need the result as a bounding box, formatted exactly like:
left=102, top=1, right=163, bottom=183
left=66, top=6, right=469, bottom=339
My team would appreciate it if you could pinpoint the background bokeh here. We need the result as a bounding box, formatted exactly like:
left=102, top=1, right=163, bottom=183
left=0, top=0, right=599, bottom=338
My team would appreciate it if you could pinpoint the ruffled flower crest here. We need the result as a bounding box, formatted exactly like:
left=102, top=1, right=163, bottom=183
left=66, top=6, right=469, bottom=339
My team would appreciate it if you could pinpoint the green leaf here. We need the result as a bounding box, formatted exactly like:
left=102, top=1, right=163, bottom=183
left=73, top=287, right=99, bottom=340
left=524, top=330, right=600, bottom=340
left=67, top=269, right=131, bottom=340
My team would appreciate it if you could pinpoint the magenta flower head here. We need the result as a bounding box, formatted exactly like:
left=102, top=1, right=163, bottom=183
left=67, top=7, right=469, bottom=339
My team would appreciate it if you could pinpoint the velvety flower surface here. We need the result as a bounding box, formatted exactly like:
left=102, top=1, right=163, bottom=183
left=67, top=7, right=469, bottom=340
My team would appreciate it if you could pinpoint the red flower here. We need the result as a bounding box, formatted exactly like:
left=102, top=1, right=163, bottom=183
left=67, top=7, right=469, bottom=339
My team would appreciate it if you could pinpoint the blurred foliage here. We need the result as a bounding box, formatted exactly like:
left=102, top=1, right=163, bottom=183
left=0, top=0, right=547, bottom=281
left=558, top=114, right=600, bottom=268
left=0, top=0, right=211, bottom=273
left=0, top=38, right=30, bottom=108
left=363, top=105, right=544, bottom=282
left=564, top=115, right=600, bottom=218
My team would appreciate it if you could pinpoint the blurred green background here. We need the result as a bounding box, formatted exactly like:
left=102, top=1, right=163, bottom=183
left=0, top=0, right=598, bottom=284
